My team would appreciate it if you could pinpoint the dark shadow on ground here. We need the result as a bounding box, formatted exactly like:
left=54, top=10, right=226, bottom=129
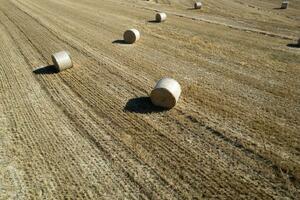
left=287, top=43, right=300, bottom=48
left=273, top=7, right=285, bottom=10
left=124, top=97, right=167, bottom=113
left=147, top=20, right=159, bottom=23
left=33, top=65, right=58, bottom=74
left=112, top=39, right=128, bottom=44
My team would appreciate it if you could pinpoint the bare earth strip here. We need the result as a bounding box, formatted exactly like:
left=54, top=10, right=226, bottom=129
left=0, top=0, right=299, bottom=199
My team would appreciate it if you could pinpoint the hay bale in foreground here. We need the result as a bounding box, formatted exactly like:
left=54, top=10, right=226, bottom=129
left=51, top=51, right=73, bottom=72
left=156, top=13, right=167, bottom=22
left=194, top=2, right=202, bottom=9
left=123, top=29, right=140, bottom=44
left=281, top=1, right=289, bottom=9
left=150, top=78, right=181, bottom=109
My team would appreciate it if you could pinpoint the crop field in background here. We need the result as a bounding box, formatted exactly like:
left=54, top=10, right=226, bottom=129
left=0, top=0, right=299, bottom=199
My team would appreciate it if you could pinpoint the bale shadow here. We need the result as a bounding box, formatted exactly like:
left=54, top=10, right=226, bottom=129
left=274, top=7, right=288, bottom=10
left=124, top=97, right=167, bottom=114
left=287, top=43, right=300, bottom=48
left=186, top=8, right=196, bottom=10
left=33, top=65, right=58, bottom=74
left=147, top=20, right=159, bottom=23
left=112, top=39, right=128, bottom=44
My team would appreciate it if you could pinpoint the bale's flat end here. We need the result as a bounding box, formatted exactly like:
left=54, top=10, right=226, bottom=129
left=123, top=29, right=140, bottom=44
left=194, top=2, right=202, bottom=9
left=51, top=51, right=73, bottom=72
left=156, top=13, right=167, bottom=22
left=150, top=77, right=181, bottom=109
left=150, top=88, right=176, bottom=109
left=281, top=1, right=289, bottom=9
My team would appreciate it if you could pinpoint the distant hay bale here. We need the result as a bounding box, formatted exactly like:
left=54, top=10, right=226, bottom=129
left=123, top=29, right=140, bottom=44
left=194, top=2, right=202, bottom=9
left=51, top=51, right=73, bottom=72
left=281, top=1, right=289, bottom=9
left=150, top=78, right=181, bottom=109
left=156, top=12, right=167, bottom=22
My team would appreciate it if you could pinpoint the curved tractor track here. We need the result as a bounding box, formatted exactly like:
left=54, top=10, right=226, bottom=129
left=0, top=0, right=299, bottom=199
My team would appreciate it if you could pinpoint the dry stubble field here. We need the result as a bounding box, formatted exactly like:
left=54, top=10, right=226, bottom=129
left=0, top=0, right=300, bottom=199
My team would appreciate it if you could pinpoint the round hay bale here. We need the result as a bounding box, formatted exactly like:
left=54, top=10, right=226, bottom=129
left=150, top=78, right=181, bottom=109
left=281, top=1, right=289, bottom=9
left=156, top=12, right=167, bottom=22
left=123, top=29, right=140, bottom=44
left=51, top=51, right=73, bottom=72
left=194, top=2, right=202, bottom=9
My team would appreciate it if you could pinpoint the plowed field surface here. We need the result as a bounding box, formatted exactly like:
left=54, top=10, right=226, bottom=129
left=0, top=0, right=299, bottom=199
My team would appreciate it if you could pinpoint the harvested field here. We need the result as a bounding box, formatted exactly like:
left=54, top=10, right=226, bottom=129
left=0, top=0, right=299, bottom=199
